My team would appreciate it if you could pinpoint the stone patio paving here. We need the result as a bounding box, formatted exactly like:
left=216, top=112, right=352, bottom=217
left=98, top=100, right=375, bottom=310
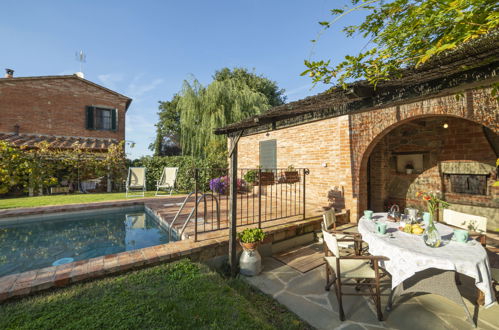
left=244, top=253, right=499, bottom=330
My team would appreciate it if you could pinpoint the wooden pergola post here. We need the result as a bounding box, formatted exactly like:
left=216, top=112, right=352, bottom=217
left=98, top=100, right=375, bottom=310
left=228, top=130, right=243, bottom=277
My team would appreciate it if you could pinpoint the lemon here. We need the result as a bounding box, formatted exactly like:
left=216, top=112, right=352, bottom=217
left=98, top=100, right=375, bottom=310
left=412, top=228, right=424, bottom=235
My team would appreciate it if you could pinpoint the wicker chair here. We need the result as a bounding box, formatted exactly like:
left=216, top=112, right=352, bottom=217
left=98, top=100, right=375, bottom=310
left=322, top=228, right=388, bottom=321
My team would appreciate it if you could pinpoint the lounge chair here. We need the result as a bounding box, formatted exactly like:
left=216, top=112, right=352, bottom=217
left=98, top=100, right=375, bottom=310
left=155, top=167, right=178, bottom=196
left=126, top=167, right=146, bottom=197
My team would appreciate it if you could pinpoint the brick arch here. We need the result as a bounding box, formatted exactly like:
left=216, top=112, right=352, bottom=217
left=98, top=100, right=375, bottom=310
left=350, top=89, right=498, bottom=218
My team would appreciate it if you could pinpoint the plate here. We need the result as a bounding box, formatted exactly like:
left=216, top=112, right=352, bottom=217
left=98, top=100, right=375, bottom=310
left=397, top=227, right=423, bottom=236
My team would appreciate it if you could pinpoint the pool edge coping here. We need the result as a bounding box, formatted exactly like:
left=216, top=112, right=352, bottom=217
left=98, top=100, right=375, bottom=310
left=0, top=213, right=325, bottom=304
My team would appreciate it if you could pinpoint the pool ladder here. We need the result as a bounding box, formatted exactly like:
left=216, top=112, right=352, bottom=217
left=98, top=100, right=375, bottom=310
left=168, top=192, right=220, bottom=241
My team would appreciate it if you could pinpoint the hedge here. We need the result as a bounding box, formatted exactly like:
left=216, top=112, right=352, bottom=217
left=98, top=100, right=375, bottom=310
left=131, top=156, right=227, bottom=192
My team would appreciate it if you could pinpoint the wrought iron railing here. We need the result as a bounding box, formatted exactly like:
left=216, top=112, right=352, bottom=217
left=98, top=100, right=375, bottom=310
left=177, top=168, right=309, bottom=241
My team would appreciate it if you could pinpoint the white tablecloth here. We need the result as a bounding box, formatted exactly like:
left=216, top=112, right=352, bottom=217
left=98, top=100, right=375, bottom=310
left=358, top=213, right=496, bottom=308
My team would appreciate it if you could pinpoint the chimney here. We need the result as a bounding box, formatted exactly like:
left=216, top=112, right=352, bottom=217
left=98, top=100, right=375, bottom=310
left=4, top=68, right=14, bottom=78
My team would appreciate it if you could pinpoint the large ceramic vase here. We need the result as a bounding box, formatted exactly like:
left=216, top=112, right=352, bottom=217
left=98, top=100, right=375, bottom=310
left=423, top=211, right=442, bottom=248
left=239, top=242, right=262, bottom=276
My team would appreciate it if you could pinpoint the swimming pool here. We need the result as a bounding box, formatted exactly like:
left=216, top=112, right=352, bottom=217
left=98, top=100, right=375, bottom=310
left=0, top=206, right=176, bottom=277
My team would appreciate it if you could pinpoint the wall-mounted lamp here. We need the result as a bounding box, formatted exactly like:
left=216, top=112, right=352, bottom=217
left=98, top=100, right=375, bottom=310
left=443, top=123, right=449, bottom=129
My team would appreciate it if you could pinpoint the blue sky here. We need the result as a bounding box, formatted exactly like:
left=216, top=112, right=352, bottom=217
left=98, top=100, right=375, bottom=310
left=1, top=0, right=366, bottom=159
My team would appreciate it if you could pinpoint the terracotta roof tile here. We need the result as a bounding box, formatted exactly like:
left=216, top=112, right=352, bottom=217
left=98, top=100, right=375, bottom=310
left=0, top=132, right=118, bottom=151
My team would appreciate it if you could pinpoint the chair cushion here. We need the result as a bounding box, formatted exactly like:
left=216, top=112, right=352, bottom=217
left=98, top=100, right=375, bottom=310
left=336, top=234, right=355, bottom=249
left=325, top=257, right=375, bottom=278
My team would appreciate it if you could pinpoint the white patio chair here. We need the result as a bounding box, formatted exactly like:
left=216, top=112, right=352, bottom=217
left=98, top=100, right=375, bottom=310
left=155, top=167, right=178, bottom=196
left=322, top=209, right=362, bottom=255
left=126, top=167, right=146, bottom=197
left=442, top=209, right=487, bottom=245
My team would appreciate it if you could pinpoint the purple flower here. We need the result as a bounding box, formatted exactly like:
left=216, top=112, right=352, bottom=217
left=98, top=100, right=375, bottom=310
left=209, top=175, right=246, bottom=194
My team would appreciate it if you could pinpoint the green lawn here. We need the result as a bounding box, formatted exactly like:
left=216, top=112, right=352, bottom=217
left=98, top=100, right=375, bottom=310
left=0, top=191, right=181, bottom=209
left=0, top=260, right=309, bottom=330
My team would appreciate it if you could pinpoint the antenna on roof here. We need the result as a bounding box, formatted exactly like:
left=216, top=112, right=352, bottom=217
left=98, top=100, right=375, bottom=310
left=75, top=50, right=86, bottom=75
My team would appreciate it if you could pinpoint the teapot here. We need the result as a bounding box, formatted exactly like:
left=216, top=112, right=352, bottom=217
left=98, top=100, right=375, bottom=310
left=388, top=204, right=401, bottom=221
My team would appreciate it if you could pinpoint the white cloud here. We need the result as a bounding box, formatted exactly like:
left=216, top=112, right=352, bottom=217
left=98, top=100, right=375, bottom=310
left=126, top=113, right=156, bottom=134
left=97, top=73, right=125, bottom=90
left=127, top=76, right=164, bottom=102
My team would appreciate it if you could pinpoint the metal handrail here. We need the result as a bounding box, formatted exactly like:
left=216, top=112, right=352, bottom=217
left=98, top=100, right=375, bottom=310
left=168, top=191, right=195, bottom=240
left=178, top=193, right=220, bottom=239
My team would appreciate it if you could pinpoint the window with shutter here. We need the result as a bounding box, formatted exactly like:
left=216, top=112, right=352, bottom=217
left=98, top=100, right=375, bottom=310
left=86, top=106, right=95, bottom=129
left=85, top=106, right=118, bottom=131
left=111, top=109, right=117, bottom=131
left=259, top=140, right=277, bottom=170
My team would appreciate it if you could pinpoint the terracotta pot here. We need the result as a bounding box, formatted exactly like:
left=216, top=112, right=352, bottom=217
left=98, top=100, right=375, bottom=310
left=241, top=242, right=259, bottom=251
left=284, top=171, right=300, bottom=183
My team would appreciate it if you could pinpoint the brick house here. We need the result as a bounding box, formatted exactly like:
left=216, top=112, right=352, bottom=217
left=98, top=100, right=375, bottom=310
left=216, top=32, right=499, bottom=231
left=0, top=71, right=132, bottom=151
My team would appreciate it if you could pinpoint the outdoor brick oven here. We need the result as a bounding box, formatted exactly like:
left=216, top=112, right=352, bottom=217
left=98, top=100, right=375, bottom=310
left=216, top=32, right=499, bottom=231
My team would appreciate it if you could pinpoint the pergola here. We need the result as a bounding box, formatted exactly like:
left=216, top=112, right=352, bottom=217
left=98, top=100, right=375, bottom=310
left=215, top=31, right=499, bottom=276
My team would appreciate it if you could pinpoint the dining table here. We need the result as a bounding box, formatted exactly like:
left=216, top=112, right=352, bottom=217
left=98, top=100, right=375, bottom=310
left=358, top=212, right=496, bottom=327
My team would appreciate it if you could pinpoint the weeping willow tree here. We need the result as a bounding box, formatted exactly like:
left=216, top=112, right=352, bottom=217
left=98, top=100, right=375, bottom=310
left=179, top=77, right=271, bottom=158
left=151, top=67, right=285, bottom=159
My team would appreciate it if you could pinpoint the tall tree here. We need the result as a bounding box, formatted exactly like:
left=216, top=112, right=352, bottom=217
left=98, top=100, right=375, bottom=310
left=213, top=67, right=286, bottom=107
left=179, top=77, right=271, bottom=158
left=150, top=95, right=182, bottom=156
left=302, top=0, right=499, bottom=87
left=153, top=68, right=285, bottom=159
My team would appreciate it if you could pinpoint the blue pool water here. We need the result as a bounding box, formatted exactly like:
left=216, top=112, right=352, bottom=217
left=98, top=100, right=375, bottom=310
left=0, top=206, right=175, bottom=277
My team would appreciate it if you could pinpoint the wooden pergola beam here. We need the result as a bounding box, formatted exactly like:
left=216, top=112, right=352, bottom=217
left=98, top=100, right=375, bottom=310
left=228, top=131, right=243, bottom=277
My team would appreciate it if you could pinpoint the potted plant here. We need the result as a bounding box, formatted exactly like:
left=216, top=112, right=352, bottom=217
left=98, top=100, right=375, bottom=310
left=238, top=227, right=265, bottom=250
left=238, top=228, right=266, bottom=276
left=243, top=169, right=258, bottom=187
left=405, top=162, right=415, bottom=174
left=284, top=165, right=300, bottom=183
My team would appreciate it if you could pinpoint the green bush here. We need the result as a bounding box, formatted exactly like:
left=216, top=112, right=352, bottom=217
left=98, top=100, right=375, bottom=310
left=131, top=155, right=227, bottom=192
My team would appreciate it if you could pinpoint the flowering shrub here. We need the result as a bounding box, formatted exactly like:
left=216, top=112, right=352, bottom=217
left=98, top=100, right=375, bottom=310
left=209, top=175, right=245, bottom=194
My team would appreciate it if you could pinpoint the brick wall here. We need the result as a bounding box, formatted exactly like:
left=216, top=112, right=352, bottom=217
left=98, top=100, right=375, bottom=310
left=0, top=77, right=128, bottom=141
left=352, top=88, right=498, bottom=219
left=236, top=86, right=498, bottom=224
left=368, top=117, right=497, bottom=221
left=237, top=115, right=354, bottom=217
